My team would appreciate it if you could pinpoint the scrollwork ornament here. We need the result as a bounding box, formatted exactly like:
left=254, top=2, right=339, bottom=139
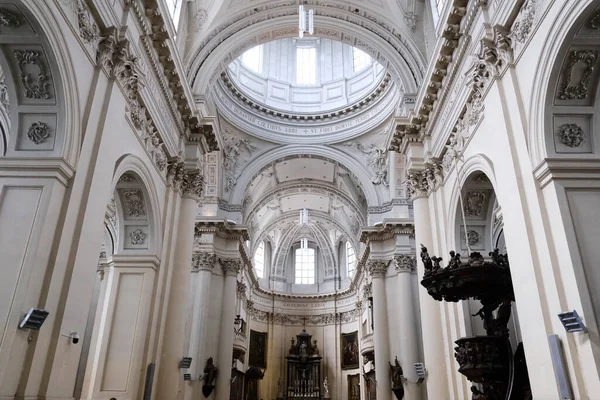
left=220, top=258, right=242, bottom=276
left=13, top=49, right=51, bottom=99
left=123, top=190, right=146, bottom=217
left=0, top=7, right=21, bottom=28
left=559, top=50, right=600, bottom=100
left=511, top=0, right=535, bottom=43
left=589, top=11, right=600, bottom=30
left=191, top=251, right=216, bottom=271
left=27, top=121, right=50, bottom=144
left=0, top=77, right=9, bottom=110
left=467, top=230, right=481, bottom=246
left=559, top=123, right=584, bottom=147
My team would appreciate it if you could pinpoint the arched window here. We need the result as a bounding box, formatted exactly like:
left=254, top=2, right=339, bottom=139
left=296, top=47, right=317, bottom=85
left=295, top=240, right=315, bottom=284
left=242, top=45, right=264, bottom=74
left=353, top=48, right=372, bottom=72
left=254, top=241, right=265, bottom=278
left=347, top=241, right=356, bottom=277
left=166, top=0, right=182, bottom=29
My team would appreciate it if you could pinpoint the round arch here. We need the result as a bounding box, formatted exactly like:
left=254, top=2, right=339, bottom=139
left=230, top=145, right=380, bottom=206
left=528, top=0, right=597, bottom=167
left=446, top=154, right=498, bottom=252
left=0, top=0, right=81, bottom=165
left=188, top=12, right=425, bottom=98
left=111, top=154, right=163, bottom=256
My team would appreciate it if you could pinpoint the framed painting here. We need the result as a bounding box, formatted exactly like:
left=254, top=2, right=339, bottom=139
left=347, top=373, right=361, bottom=400
left=341, top=331, right=359, bottom=370
left=248, top=330, right=267, bottom=368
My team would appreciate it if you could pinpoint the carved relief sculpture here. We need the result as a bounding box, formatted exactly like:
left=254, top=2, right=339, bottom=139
left=13, top=49, right=51, bottom=99
left=191, top=251, right=216, bottom=271
left=558, top=123, right=584, bottom=147
left=348, top=142, right=389, bottom=186
left=511, top=0, right=536, bottom=44
left=465, top=191, right=486, bottom=216
left=123, top=190, right=145, bottom=217
left=222, top=133, right=257, bottom=192
left=129, top=228, right=147, bottom=245
left=467, top=230, right=480, bottom=246
left=0, top=7, right=22, bottom=28
left=75, top=0, right=99, bottom=43
left=27, top=121, right=50, bottom=144
left=559, top=50, right=600, bottom=100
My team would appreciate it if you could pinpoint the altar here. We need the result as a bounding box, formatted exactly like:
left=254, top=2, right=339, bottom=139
left=285, top=328, right=323, bottom=399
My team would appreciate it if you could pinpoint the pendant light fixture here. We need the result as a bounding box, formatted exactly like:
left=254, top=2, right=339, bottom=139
left=298, top=3, right=314, bottom=38
left=299, top=208, right=309, bottom=225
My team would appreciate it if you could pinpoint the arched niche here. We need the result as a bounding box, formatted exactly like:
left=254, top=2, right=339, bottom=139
left=0, top=0, right=80, bottom=164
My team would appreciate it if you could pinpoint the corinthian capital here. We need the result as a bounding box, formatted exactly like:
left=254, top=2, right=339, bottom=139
left=394, top=253, right=416, bottom=273
left=403, top=170, right=428, bottom=200
left=220, top=258, right=242, bottom=276
left=367, top=260, right=390, bottom=278
left=181, top=168, right=205, bottom=200
left=191, top=251, right=216, bottom=271
left=166, top=158, right=185, bottom=192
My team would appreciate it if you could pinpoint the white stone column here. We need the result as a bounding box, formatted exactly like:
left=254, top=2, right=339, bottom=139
left=412, top=196, right=449, bottom=398
left=215, top=258, right=241, bottom=400
left=187, top=251, right=217, bottom=400
left=367, top=260, right=392, bottom=400
left=156, top=168, right=204, bottom=399
left=394, top=254, right=421, bottom=400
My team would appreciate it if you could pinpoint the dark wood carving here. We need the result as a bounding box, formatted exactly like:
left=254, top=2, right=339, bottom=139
left=420, top=245, right=531, bottom=400
left=286, top=328, right=322, bottom=399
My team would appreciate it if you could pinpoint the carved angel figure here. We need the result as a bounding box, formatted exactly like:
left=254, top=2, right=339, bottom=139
left=351, top=143, right=389, bottom=186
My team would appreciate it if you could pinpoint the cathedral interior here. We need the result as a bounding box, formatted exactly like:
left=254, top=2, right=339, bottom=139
left=0, top=0, right=600, bottom=399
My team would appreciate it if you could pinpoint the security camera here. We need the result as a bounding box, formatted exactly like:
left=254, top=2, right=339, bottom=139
left=61, top=331, right=80, bottom=344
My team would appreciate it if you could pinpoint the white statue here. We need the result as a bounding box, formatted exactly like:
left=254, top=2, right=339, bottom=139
left=323, top=377, right=329, bottom=395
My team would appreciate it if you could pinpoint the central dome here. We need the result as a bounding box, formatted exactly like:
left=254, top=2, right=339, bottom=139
left=227, top=38, right=386, bottom=114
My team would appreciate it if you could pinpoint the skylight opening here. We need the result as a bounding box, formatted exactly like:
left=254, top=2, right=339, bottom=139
left=242, top=45, right=264, bottom=74
left=166, top=0, right=182, bottom=31
left=296, top=47, right=317, bottom=85
left=353, top=48, right=372, bottom=73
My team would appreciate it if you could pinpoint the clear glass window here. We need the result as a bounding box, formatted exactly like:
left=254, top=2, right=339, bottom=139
left=353, top=48, right=372, bottom=73
left=347, top=241, right=356, bottom=277
left=166, top=0, right=182, bottom=30
left=254, top=241, right=265, bottom=278
left=295, top=246, right=315, bottom=284
left=435, top=0, right=446, bottom=15
left=296, top=47, right=317, bottom=85
left=242, top=45, right=264, bottom=74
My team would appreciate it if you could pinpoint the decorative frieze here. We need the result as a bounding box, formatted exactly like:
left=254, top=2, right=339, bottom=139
left=191, top=251, right=216, bottom=271
left=367, top=259, right=389, bottom=278
left=559, top=123, right=584, bottom=147
left=220, top=258, right=242, bottom=276
left=559, top=50, right=600, bottom=100
left=27, top=121, right=50, bottom=144
left=246, top=302, right=359, bottom=325
left=75, top=0, right=99, bottom=43
left=13, top=49, right=51, bottom=99
left=510, top=0, right=536, bottom=44
left=0, top=7, right=22, bottom=28
left=129, top=228, right=147, bottom=245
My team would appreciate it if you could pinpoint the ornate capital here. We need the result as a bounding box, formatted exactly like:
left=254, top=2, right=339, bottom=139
left=367, top=260, right=389, bottom=278
left=166, top=158, right=185, bottom=192
left=237, top=281, right=247, bottom=299
left=191, top=251, right=216, bottom=271
left=394, top=253, right=416, bottom=273
left=363, top=282, right=372, bottom=299
left=404, top=170, right=428, bottom=200
left=220, top=258, right=242, bottom=276
left=181, top=168, right=205, bottom=200
left=424, top=162, right=444, bottom=193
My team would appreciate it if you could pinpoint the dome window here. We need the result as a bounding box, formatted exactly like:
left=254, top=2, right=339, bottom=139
left=353, top=48, right=372, bottom=73
left=347, top=241, right=356, bottom=277
left=254, top=241, right=265, bottom=278
left=296, top=47, right=317, bottom=85
left=242, top=45, right=264, bottom=74
left=295, top=240, right=315, bottom=284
